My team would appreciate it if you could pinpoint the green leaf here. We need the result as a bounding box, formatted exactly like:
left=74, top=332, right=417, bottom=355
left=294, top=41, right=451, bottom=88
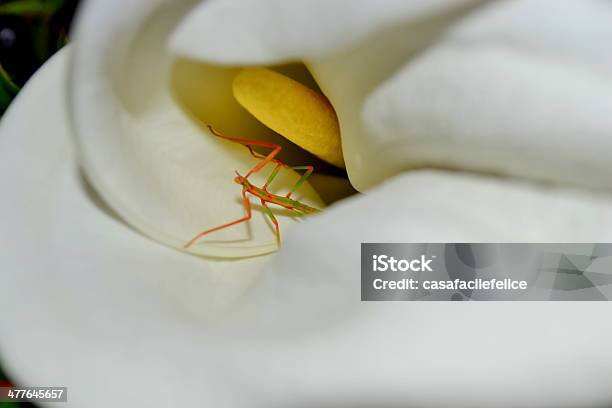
left=0, top=65, right=19, bottom=95
left=31, top=17, right=51, bottom=61
left=0, top=0, right=64, bottom=17
left=56, top=27, right=69, bottom=48
left=1, top=64, right=20, bottom=116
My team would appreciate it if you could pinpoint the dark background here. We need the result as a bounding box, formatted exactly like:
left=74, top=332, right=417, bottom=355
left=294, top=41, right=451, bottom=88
left=1, top=1, right=79, bottom=405
left=0, top=0, right=78, bottom=114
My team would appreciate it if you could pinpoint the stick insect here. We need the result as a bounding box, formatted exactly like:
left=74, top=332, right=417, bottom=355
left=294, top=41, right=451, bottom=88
left=184, top=125, right=320, bottom=249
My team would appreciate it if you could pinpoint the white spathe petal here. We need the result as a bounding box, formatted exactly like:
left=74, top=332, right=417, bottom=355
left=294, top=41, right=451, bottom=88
left=238, top=171, right=612, bottom=406
left=70, top=0, right=323, bottom=258
left=249, top=170, right=612, bottom=326
left=362, top=0, right=612, bottom=190
left=0, top=48, right=272, bottom=407
left=169, top=0, right=482, bottom=65
left=449, top=0, right=612, bottom=68
left=304, top=1, right=489, bottom=191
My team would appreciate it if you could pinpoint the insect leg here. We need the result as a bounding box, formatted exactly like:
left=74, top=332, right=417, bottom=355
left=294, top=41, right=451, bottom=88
left=260, top=164, right=314, bottom=197
left=207, top=125, right=282, bottom=178
left=263, top=162, right=284, bottom=191
left=260, top=199, right=280, bottom=245
left=184, top=188, right=252, bottom=249
left=285, top=165, right=314, bottom=198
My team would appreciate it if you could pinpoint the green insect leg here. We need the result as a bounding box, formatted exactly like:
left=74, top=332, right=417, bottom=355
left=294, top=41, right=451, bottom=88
left=285, top=166, right=314, bottom=198
left=261, top=199, right=280, bottom=245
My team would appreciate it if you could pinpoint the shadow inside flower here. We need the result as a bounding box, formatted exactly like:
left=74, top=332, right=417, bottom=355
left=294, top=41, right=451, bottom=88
left=77, top=168, right=124, bottom=224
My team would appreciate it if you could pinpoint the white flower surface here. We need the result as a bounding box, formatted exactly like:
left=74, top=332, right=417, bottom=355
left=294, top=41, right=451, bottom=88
left=1, top=0, right=612, bottom=407
left=362, top=0, right=612, bottom=189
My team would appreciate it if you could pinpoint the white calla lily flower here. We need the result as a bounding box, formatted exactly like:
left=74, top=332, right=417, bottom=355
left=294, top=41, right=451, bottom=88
left=2, top=0, right=612, bottom=407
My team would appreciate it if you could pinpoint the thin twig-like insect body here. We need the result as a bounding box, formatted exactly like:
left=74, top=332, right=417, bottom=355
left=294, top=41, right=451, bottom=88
left=184, top=126, right=320, bottom=249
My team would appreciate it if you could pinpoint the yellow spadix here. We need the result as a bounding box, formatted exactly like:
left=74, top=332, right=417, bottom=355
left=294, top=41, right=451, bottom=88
left=232, top=67, right=344, bottom=168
